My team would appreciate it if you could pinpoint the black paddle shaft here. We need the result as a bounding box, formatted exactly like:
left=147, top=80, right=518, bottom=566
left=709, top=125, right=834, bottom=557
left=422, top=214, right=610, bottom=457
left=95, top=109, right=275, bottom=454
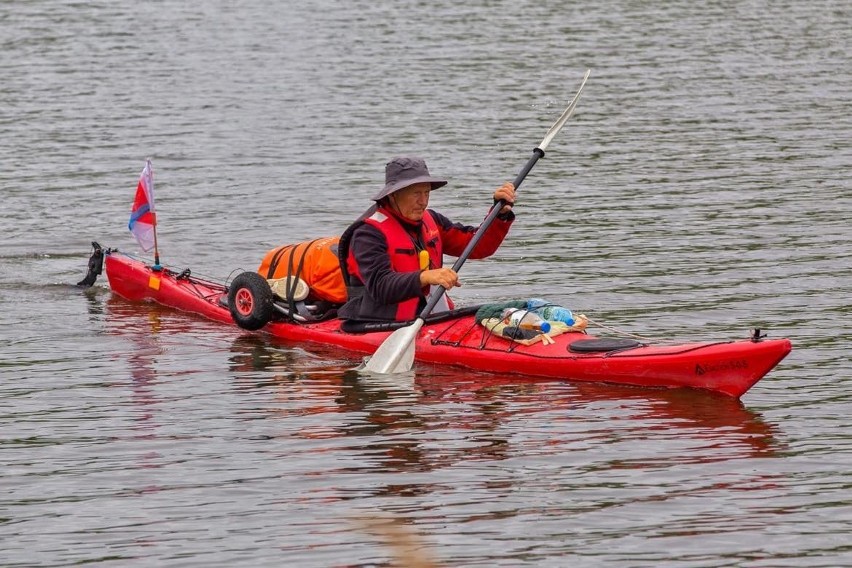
left=419, top=147, right=545, bottom=318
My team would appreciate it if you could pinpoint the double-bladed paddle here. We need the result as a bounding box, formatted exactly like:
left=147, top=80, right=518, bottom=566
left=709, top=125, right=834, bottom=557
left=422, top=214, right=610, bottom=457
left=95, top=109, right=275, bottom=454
left=363, top=69, right=591, bottom=374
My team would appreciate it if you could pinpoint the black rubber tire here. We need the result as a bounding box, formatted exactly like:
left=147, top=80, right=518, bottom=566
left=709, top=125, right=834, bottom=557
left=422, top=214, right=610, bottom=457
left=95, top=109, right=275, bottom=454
left=228, top=272, right=274, bottom=330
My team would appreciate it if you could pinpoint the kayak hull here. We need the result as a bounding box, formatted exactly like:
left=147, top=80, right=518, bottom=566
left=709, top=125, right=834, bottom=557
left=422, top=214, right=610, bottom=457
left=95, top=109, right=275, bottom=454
left=104, top=252, right=791, bottom=398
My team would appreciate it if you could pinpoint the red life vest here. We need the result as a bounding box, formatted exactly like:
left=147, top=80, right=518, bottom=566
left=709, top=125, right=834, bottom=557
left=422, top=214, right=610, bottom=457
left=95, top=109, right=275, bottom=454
left=347, top=208, right=447, bottom=321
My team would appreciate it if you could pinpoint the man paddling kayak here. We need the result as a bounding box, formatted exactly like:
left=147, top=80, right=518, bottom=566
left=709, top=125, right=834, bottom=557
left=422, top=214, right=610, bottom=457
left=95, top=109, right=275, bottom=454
left=338, top=156, right=516, bottom=325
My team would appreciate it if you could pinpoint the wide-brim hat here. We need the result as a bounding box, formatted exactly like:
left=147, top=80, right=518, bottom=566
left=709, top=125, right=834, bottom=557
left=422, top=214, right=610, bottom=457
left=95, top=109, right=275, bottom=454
left=372, top=156, right=448, bottom=201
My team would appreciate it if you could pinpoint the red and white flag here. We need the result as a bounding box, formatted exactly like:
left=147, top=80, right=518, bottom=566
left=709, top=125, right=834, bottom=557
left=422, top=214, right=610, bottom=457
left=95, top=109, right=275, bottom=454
left=128, top=159, right=156, bottom=251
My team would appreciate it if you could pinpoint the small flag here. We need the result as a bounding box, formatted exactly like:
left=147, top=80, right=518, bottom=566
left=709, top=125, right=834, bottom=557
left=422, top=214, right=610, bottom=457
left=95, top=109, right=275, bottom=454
left=128, top=159, right=156, bottom=252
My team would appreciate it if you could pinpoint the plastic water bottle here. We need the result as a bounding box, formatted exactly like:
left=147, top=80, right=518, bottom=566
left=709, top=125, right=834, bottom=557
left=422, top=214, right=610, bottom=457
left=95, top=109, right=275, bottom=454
left=526, top=298, right=575, bottom=326
left=501, top=308, right=551, bottom=333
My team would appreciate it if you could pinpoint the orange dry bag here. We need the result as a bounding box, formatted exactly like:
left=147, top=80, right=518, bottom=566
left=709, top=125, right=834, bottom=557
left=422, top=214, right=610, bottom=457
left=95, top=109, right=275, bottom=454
left=257, top=236, right=347, bottom=304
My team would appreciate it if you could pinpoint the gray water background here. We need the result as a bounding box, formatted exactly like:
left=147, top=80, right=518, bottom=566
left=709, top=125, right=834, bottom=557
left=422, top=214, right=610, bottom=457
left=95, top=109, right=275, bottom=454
left=1, top=1, right=850, bottom=566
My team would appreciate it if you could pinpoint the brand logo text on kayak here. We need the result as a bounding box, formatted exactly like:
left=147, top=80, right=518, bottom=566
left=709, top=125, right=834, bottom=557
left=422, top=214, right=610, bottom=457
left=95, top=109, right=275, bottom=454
left=695, top=359, right=749, bottom=375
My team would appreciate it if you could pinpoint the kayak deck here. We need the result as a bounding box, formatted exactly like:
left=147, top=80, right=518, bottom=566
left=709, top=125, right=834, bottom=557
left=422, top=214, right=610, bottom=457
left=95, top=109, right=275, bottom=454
left=103, top=250, right=792, bottom=398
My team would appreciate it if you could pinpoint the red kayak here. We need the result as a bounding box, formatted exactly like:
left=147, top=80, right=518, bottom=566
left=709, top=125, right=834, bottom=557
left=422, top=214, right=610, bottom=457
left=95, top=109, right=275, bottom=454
left=99, top=248, right=791, bottom=398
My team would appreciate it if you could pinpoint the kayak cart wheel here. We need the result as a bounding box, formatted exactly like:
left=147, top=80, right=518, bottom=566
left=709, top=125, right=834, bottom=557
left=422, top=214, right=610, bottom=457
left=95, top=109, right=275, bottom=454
left=228, top=271, right=274, bottom=331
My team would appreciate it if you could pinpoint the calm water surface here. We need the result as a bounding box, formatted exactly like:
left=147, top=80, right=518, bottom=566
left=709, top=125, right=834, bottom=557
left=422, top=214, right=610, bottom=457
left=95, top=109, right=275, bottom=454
left=1, top=1, right=850, bottom=566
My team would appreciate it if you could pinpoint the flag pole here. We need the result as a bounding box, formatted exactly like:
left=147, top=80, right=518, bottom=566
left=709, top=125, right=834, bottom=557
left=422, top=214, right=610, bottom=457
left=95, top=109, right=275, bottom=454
left=148, top=157, right=162, bottom=271
left=152, top=221, right=161, bottom=271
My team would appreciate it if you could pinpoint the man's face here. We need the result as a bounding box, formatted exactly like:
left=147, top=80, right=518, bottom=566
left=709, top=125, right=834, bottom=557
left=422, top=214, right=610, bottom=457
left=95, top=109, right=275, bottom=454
left=390, top=182, right=432, bottom=222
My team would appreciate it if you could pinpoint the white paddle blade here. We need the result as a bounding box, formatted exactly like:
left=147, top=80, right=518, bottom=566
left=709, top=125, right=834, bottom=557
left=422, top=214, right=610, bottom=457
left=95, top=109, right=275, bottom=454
left=538, top=69, right=590, bottom=153
left=362, top=319, right=424, bottom=374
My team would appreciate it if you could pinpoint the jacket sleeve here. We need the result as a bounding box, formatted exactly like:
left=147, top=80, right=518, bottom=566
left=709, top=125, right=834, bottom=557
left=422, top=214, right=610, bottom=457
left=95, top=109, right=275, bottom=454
left=350, top=224, right=425, bottom=304
left=430, top=208, right=515, bottom=259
